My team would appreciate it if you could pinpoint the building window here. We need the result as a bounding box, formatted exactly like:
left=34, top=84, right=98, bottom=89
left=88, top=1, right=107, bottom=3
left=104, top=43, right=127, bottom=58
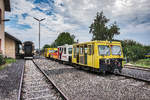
left=0, top=9, right=1, bottom=24
left=0, top=39, right=1, bottom=51
left=64, top=48, right=66, bottom=54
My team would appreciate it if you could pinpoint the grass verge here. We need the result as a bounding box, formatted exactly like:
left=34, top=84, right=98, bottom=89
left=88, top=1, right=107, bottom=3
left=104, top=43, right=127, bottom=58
left=130, top=59, right=150, bottom=68
left=0, top=58, right=16, bottom=70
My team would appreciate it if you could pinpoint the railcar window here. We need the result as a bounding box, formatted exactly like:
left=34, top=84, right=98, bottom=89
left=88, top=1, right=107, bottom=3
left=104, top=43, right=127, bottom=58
left=68, top=48, right=72, bottom=54
left=88, top=45, right=92, bottom=55
left=77, top=47, right=79, bottom=54
left=64, top=48, right=66, bottom=54
left=84, top=48, right=87, bottom=54
left=59, top=48, right=61, bottom=52
left=111, top=45, right=121, bottom=55
left=98, top=45, right=110, bottom=56
left=73, top=47, right=76, bottom=58
left=54, top=50, right=57, bottom=53
left=62, top=48, right=63, bottom=53
left=51, top=50, right=54, bottom=53
left=92, top=45, right=94, bottom=54
left=80, top=46, right=84, bottom=54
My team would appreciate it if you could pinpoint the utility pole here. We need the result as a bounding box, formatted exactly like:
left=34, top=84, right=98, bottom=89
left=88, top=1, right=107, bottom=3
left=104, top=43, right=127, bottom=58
left=33, top=17, right=45, bottom=58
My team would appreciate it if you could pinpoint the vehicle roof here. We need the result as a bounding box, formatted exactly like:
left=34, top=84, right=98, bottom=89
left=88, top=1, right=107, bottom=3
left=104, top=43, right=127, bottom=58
left=58, top=44, right=73, bottom=48
left=45, top=48, right=57, bottom=50
left=23, top=41, right=34, bottom=45
left=73, top=40, right=121, bottom=46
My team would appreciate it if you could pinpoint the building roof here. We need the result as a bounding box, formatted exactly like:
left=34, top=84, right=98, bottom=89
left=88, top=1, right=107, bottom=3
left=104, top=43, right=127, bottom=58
left=5, top=32, right=22, bottom=44
left=4, top=0, right=11, bottom=11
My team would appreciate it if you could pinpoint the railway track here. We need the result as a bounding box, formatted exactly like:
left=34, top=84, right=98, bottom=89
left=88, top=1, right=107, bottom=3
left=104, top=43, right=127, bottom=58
left=116, top=66, right=150, bottom=83
left=117, top=72, right=150, bottom=83
left=48, top=58, right=150, bottom=83
left=33, top=59, right=150, bottom=100
left=18, top=60, right=68, bottom=100
left=124, top=65, right=150, bottom=72
left=70, top=63, right=150, bottom=83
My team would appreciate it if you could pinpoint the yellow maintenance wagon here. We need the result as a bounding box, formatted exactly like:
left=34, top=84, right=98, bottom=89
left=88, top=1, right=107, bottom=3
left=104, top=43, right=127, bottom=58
left=72, top=41, right=124, bottom=74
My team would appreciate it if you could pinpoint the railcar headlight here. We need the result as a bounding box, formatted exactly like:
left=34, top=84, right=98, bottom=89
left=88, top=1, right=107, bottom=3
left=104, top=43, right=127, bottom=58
left=115, top=60, right=118, bottom=65
left=105, top=59, right=110, bottom=64
left=107, top=59, right=110, bottom=64
left=105, top=59, right=107, bottom=64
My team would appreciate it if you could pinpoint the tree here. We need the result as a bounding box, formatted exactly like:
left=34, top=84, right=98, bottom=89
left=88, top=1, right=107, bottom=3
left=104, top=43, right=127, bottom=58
left=42, top=44, right=51, bottom=50
left=89, top=11, right=120, bottom=40
left=144, top=45, right=150, bottom=54
left=50, top=42, right=57, bottom=48
left=54, top=32, right=75, bottom=46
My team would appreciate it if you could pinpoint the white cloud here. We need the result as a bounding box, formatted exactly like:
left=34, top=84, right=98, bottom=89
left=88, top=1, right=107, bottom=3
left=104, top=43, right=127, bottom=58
left=5, top=0, right=150, bottom=48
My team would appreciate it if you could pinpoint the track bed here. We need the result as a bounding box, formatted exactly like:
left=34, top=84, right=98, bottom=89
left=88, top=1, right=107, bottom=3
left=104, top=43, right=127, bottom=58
left=21, top=60, right=64, bottom=100
left=33, top=59, right=150, bottom=100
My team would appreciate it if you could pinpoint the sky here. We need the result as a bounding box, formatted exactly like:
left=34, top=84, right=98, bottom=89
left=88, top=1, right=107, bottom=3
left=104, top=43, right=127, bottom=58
left=5, top=0, right=150, bottom=48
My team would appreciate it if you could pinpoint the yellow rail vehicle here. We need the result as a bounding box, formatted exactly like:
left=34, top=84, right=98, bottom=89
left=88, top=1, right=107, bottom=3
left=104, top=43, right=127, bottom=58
left=72, top=41, right=124, bottom=74
left=44, top=48, right=52, bottom=58
left=44, top=48, right=58, bottom=58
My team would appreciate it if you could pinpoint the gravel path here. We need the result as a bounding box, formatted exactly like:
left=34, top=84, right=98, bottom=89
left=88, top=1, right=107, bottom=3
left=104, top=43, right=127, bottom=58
left=21, top=60, right=63, bottom=100
left=34, top=59, right=150, bottom=100
left=0, top=60, right=24, bottom=100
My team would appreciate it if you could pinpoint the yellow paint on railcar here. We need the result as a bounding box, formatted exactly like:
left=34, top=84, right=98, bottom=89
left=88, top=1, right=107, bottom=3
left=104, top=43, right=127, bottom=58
left=52, top=48, right=58, bottom=59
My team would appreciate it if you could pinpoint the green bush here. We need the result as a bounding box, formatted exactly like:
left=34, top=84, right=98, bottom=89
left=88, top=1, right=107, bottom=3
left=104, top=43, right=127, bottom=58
left=121, top=40, right=146, bottom=61
left=0, top=55, right=5, bottom=65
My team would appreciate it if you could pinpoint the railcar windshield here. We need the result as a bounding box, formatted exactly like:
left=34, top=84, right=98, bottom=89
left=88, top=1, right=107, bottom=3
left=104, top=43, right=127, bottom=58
left=98, top=45, right=110, bottom=56
left=49, top=50, right=53, bottom=53
left=54, top=50, right=57, bottom=53
left=49, top=50, right=51, bottom=53
left=111, top=45, right=121, bottom=55
left=68, top=48, right=72, bottom=54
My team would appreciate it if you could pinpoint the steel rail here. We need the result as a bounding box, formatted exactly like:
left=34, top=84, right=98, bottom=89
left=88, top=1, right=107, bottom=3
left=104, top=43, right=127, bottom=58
left=116, top=73, right=150, bottom=83
left=124, top=65, right=150, bottom=72
left=17, top=60, right=25, bottom=100
left=32, top=60, right=69, bottom=100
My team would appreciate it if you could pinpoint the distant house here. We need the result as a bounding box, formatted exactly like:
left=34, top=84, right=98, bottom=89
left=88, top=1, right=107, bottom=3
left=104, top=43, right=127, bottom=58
left=5, top=32, right=22, bottom=58
left=0, top=0, right=11, bottom=55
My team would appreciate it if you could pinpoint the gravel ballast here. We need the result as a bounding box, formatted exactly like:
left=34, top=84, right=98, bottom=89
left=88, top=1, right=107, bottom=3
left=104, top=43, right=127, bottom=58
left=22, top=60, right=63, bottom=100
left=0, top=60, right=24, bottom=100
left=34, top=59, right=150, bottom=100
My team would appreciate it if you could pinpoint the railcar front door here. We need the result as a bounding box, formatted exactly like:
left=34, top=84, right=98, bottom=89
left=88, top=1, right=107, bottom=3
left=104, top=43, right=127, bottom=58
left=76, top=46, right=79, bottom=63
left=87, top=44, right=94, bottom=67
left=84, top=45, right=87, bottom=65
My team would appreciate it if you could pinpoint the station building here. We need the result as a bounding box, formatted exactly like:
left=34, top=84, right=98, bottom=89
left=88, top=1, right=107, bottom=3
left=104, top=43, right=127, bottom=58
left=5, top=32, right=22, bottom=58
left=0, top=0, right=22, bottom=58
left=0, top=0, right=11, bottom=55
